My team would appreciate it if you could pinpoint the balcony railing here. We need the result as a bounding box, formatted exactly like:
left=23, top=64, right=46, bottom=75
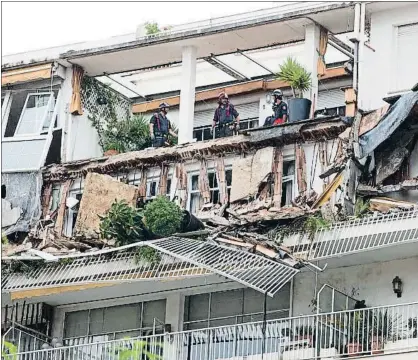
left=193, top=118, right=259, bottom=142
left=5, top=302, right=418, bottom=360
left=289, top=209, right=418, bottom=261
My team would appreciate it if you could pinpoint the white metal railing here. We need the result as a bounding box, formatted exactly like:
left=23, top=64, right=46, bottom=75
left=290, top=209, right=418, bottom=260
left=193, top=118, right=259, bottom=142
left=2, top=323, right=50, bottom=355
left=6, top=302, right=418, bottom=360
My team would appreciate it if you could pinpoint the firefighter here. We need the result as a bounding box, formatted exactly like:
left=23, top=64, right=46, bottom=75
left=212, top=92, right=240, bottom=138
left=271, top=89, right=288, bottom=125
left=149, top=102, right=177, bottom=148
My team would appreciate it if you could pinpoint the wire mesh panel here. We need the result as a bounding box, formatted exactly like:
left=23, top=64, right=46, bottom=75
left=1, top=246, right=209, bottom=292
left=148, top=237, right=299, bottom=297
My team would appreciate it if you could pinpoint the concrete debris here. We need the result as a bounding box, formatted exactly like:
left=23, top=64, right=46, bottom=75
left=369, top=197, right=417, bottom=214
left=74, top=173, right=138, bottom=235
left=230, top=147, right=274, bottom=203
left=357, top=179, right=418, bottom=195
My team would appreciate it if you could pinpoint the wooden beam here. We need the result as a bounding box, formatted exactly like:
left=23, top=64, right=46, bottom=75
left=312, top=172, right=343, bottom=209
left=132, top=66, right=348, bottom=113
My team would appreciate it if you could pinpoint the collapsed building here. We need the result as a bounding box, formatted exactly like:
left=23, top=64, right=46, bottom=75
left=2, top=2, right=418, bottom=360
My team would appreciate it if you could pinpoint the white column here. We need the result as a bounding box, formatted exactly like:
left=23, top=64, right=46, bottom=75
left=178, top=46, right=197, bottom=144
left=61, top=66, right=74, bottom=162
left=303, top=24, right=320, bottom=113
left=165, top=293, right=185, bottom=332
left=51, top=307, right=66, bottom=340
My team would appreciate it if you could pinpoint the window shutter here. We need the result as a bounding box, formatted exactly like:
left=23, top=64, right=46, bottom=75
left=317, top=89, right=345, bottom=110
left=395, top=23, right=418, bottom=92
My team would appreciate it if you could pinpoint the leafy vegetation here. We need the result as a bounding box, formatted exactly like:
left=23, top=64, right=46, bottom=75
left=135, top=246, right=162, bottom=266
left=267, top=214, right=331, bottom=244
left=145, top=22, right=160, bottom=35
left=2, top=232, right=8, bottom=245
left=355, top=197, right=370, bottom=218
left=99, top=200, right=146, bottom=246
left=143, top=196, right=183, bottom=237
left=2, top=341, right=17, bottom=360
left=82, top=76, right=151, bottom=154
left=112, top=339, right=163, bottom=360
left=103, top=114, right=152, bottom=153
left=276, top=57, right=312, bottom=98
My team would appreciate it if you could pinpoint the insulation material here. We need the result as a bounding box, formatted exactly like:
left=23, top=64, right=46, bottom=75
left=74, top=173, right=138, bottom=235
left=216, top=158, right=228, bottom=205
left=158, top=164, right=169, bottom=196
left=295, top=143, right=308, bottom=194
left=41, top=184, right=53, bottom=218
left=273, top=147, right=283, bottom=207
left=358, top=91, right=418, bottom=159
left=138, top=168, right=147, bottom=198
left=1, top=63, right=52, bottom=86
left=359, top=104, right=390, bottom=137
left=199, top=160, right=211, bottom=204
left=175, top=163, right=188, bottom=208
left=230, top=147, right=274, bottom=203
left=54, top=180, right=72, bottom=237
left=319, top=141, right=329, bottom=188
left=1, top=172, right=43, bottom=235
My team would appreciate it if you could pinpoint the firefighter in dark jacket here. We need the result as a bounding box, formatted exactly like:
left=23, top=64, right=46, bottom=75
left=271, top=89, right=288, bottom=125
left=149, top=102, right=177, bottom=148
left=212, top=93, right=240, bottom=138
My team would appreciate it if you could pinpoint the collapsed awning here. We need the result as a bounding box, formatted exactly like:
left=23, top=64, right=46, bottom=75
left=148, top=237, right=299, bottom=297
left=1, top=63, right=53, bottom=87
left=2, top=237, right=299, bottom=298
left=356, top=91, right=418, bottom=159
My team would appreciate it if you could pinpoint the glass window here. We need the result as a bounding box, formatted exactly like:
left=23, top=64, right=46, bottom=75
left=15, top=93, right=54, bottom=136
left=188, top=169, right=232, bottom=214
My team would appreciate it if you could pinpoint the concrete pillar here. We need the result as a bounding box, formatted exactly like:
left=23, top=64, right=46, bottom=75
left=303, top=24, right=320, bottom=114
left=178, top=46, right=197, bottom=144
left=61, top=66, right=74, bottom=163
left=165, top=293, right=185, bottom=332
left=51, top=307, right=66, bottom=340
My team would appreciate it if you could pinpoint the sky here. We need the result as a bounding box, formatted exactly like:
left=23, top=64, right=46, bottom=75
left=2, top=1, right=279, bottom=55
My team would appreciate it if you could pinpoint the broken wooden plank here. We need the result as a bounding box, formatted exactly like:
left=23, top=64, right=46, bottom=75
left=312, top=172, right=343, bottom=209
left=199, top=160, right=211, bottom=204
left=217, top=237, right=254, bottom=249
left=295, top=143, right=307, bottom=194
left=158, top=164, right=169, bottom=196
left=273, top=147, right=283, bottom=207
left=216, top=157, right=228, bottom=205
left=369, top=197, right=416, bottom=213
left=255, top=244, right=278, bottom=259
left=54, top=180, right=72, bottom=237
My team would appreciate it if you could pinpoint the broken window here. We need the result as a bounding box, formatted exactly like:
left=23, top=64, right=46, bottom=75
left=188, top=169, right=232, bottom=214
left=64, top=191, right=83, bottom=237
left=50, top=185, right=61, bottom=213
left=281, top=160, right=295, bottom=207
left=129, top=175, right=172, bottom=203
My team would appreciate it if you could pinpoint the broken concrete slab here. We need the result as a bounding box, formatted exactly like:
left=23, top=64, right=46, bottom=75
left=230, top=147, right=274, bottom=203
left=74, top=173, right=138, bottom=235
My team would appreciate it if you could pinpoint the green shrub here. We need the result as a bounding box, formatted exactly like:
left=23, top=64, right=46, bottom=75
left=277, top=57, right=312, bottom=98
left=99, top=200, right=145, bottom=246
left=143, top=196, right=183, bottom=237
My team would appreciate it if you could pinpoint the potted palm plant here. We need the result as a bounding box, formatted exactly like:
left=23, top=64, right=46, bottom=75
left=370, top=309, right=395, bottom=355
left=276, top=57, right=312, bottom=122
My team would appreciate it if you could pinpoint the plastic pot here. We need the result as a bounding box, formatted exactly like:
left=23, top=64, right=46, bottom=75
left=288, top=98, right=312, bottom=122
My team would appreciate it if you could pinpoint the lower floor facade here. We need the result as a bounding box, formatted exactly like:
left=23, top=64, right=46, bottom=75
left=3, top=253, right=418, bottom=359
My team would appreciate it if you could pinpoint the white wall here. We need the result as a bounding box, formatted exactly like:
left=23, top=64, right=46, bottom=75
left=359, top=3, right=418, bottom=111
left=292, top=256, right=418, bottom=316
left=67, top=111, right=103, bottom=161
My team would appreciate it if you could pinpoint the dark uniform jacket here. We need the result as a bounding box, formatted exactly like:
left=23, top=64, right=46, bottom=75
left=273, top=101, right=288, bottom=121
left=213, top=104, right=239, bottom=126
left=150, top=113, right=171, bottom=136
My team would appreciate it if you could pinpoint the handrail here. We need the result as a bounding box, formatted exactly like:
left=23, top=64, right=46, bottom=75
left=10, top=301, right=418, bottom=357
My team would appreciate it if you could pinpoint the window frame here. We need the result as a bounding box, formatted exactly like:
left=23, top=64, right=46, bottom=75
left=128, top=175, right=172, bottom=202
left=64, top=189, right=83, bottom=237
left=14, top=91, right=55, bottom=137
left=281, top=159, right=296, bottom=207
left=187, top=167, right=232, bottom=213
left=1, top=91, right=12, bottom=138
